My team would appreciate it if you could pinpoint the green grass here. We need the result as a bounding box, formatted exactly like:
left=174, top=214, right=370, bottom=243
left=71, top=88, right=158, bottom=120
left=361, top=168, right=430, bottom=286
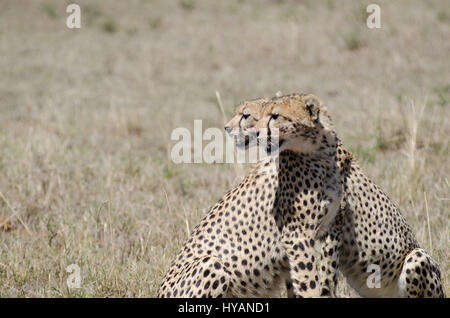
left=179, top=0, right=196, bottom=11
left=342, top=31, right=364, bottom=51
left=437, top=10, right=449, bottom=22
left=84, top=4, right=102, bottom=25
left=148, top=16, right=163, bottom=29
left=102, top=17, right=118, bottom=33
left=41, top=1, right=57, bottom=19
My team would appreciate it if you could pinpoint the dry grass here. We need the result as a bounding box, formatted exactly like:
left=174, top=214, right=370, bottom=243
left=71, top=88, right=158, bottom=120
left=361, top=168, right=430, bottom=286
left=0, top=0, right=448, bottom=297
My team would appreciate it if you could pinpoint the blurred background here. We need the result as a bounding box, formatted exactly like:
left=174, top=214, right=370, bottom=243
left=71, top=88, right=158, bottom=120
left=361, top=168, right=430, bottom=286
left=0, top=0, right=448, bottom=297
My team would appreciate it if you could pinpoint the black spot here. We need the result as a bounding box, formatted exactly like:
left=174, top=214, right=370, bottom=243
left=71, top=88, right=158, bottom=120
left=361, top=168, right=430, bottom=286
left=202, top=257, right=210, bottom=263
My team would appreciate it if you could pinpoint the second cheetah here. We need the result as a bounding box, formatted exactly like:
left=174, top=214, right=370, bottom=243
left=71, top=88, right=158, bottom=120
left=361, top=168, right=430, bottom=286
left=230, top=93, right=445, bottom=298
left=157, top=94, right=342, bottom=297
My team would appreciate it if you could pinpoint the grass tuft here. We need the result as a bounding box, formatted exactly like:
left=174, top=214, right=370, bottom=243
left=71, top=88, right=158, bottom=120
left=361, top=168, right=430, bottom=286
left=148, top=16, right=163, bottom=29
left=342, top=31, right=364, bottom=51
left=84, top=4, right=102, bottom=25
left=437, top=11, right=449, bottom=22
left=41, top=1, right=57, bottom=19
left=102, top=17, right=118, bottom=33
left=179, top=0, right=196, bottom=11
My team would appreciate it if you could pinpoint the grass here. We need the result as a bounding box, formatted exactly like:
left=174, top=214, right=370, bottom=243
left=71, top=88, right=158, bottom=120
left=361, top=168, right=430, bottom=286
left=435, top=84, right=450, bottom=106
left=84, top=4, right=102, bottom=25
left=342, top=30, right=365, bottom=51
left=40, top=1, right=57, bottom=19
left=437, top=10, right=449, bottom=22
left=102, top=17, right=118, bottom=33
left=179, top=0, right=196, bottom=11
left=0, top=0, right=448, bottom=297
left=148, top=16, right=163, bottom=29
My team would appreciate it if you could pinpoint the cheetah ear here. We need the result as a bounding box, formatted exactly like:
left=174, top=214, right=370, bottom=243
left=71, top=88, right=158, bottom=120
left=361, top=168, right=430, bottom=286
left=305, top=97, right=320, bottom=122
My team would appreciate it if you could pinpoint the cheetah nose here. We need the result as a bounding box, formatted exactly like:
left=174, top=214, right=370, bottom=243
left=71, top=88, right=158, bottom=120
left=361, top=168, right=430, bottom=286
left=224, top=126, right=232, bottom=133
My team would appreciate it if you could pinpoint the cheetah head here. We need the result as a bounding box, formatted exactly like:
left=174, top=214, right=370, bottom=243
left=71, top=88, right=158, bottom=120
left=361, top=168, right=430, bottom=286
left=224, top=97, right=268, bottom=149
left=256, top=93, right=337, bottom=156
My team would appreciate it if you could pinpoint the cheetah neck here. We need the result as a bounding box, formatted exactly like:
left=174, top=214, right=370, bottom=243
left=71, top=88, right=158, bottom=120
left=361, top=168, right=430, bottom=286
left=248, top=155, right=280, bottom=178
left=282, top=130, right=339, bottom=168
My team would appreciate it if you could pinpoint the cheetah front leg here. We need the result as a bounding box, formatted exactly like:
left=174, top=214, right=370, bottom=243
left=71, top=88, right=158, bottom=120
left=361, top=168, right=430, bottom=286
left=317, top=220, right=342, bottom=297
left=315, top=169, right=343, bottom=297
left=282, top=229, right=321, bottom=297
left=313, top=168, right=342, bottom=240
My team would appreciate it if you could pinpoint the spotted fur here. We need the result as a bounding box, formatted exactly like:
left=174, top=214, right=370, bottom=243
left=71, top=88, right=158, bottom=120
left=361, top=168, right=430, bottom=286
left=321, top=143, right=445, bottom=297
left=157, top=94, right=342, bottom=298
left=228, top=93, right=445, bottom=298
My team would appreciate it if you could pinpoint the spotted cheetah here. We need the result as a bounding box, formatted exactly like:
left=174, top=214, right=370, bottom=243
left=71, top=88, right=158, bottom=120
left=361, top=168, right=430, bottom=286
left=227, top=94, right=342, bottom=297
left=231, top=94, right=445, bottom=298
left=323, top=142, right=445, bottom=297
left=157, top=94, right=342, bottom=298
left=224, top=97, right=268, bottom=150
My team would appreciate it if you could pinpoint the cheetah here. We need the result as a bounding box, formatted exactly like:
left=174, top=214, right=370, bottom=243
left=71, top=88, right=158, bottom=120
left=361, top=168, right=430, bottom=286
left=230, top=94, right=445, bottom=298
left=157, top=94, right=342, bottom=298
left=224, top=97, right=268, bottom=150
left=323, top=141, right=445, bottom=297
left=226, top=94, right=342, bottom=297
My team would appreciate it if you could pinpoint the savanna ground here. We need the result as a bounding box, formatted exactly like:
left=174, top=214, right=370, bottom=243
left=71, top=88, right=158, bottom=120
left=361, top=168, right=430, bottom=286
left=0, top=0, right=448, bottom=297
